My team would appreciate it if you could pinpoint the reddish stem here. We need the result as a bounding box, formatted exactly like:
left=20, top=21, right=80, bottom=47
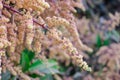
left=3, top=3, right=48, bottom=30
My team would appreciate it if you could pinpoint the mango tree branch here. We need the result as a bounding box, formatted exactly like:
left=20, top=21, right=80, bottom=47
left=3, top=3, right=49, bottom=30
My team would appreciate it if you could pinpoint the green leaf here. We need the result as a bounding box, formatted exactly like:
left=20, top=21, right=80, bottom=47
left=28, top=59, right=60, bottom=74
left=11, top=76, right=18, bottom=80
left=29, top=74, right=41, bottom=78
left=59, top=66, right=67, bottom=73
left=103, top=38, right=110, bottom=46
left=111, top=30, right=120, bottom=42
left=22, top=49, right=35, bottom=61
left=20, top=49, right=35, bottom=72
left=20, top=49, right=30, bottom=72
left=105, top=30, right=120, bottom=42
left=96, top=34, right=102, bottom=48
left=40, top=74, right=53, bottom=80
left=47, top=59, right=59, bottom=69
left=39, top=67, right=60, bottom=74
left=28, top=60, right=43, bottom=71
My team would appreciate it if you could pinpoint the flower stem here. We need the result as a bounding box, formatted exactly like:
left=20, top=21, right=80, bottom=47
left=3, top=3, right=48, bottom=30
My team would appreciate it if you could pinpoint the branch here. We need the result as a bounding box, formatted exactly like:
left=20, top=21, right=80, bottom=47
left=3, top=3, right=48, bottom=30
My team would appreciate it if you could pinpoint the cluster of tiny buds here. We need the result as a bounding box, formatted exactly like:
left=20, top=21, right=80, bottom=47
left=47, top=29, right=91, bottom=71
left=46, top=16, right=70, bottom=28
left=0, top=0, right=3, bottom=10
left=62, top=38, right=92, bottom=71
left=5, top=0, right=50, bottom=14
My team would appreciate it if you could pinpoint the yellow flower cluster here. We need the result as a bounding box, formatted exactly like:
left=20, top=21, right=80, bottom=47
left=62, top=38, right=91, bottom=71
left=46, top=16, right=93, bottom=52
left=6, top=23, right=17, bottom=54
left=96, top=43, right=120, bottom=71
left=8, top=0, right=50, bottom=13
left=0, top=26, right=11, bottom=56
left=0, top=0, right=3, bottom=10
left=32, top=28, right=43, bottom=55
left=46, top=16, right=70, bottom=28
left=0, top=12, right=43, bottom=61
left=24, top=13, right=34, bottom=50
left=11, top=13, right=43, bottom=55
left=2, top=56, right=31, bottom=80
left=47, top=28, right=91, bottom=71
left=14, top=67, right=31, bottom=80
left=0, top=16, right=9, bottom=25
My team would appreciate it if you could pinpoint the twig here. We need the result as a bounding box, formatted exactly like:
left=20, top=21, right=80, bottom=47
left=3, top=3, right=49, bottom=30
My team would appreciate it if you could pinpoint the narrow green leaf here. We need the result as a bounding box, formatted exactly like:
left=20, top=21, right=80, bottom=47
left=11, top=76, right=18, bottom=80
left=28, top=59, right=60, bottom=74
left=28, top=60, right=43, bottom=71
left=22, top=49, right=35, bottom=61
left=105, top=30, right=120, bottom=42
left=40, top=74, right=53, bottom=80
left=103, top=39, right=110, bottom=46
left=96, top=34, right=102, bottom=48
left=29, top=74, right=41, bottom=78
left=111, top=30, right=120, bottom=42
left=47, top=59, right=59, bottom=69
left=20, top=50, right=30, bottom=72
left=39, top=68, right=60, bottom=74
